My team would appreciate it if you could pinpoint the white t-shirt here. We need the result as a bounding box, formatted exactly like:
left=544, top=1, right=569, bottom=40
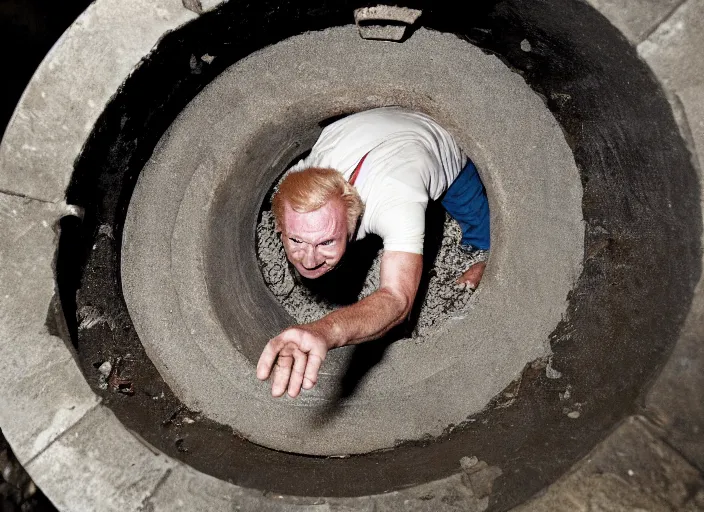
left=289, top=107, right=466, bottom=254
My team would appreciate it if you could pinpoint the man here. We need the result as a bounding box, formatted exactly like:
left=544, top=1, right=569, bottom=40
left=257, top=107, right=490, bottom=398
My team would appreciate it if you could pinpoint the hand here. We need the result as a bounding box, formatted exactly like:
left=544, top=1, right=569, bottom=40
left=256, top=325, right=329, bottom=398
left=456, top=261, right=486, bottom=289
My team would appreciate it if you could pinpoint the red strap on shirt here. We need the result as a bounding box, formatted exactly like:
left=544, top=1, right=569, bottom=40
left=349, top=151, right=371, bottom=186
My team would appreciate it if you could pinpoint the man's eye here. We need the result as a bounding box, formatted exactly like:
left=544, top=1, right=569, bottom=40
left=289, top=238, right=302, bottom=244
left=320, top=240, right=335, bottom=246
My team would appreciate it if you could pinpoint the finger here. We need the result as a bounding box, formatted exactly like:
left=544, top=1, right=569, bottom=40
left=303, top=352, right=325, bottom=388
left=257, top=339, right=282, bottom=380
left=271, top=354, right=293, bottom=397
left=302, top=377, right=315, bottom=390
left=287, top=349, right=307, bottom=398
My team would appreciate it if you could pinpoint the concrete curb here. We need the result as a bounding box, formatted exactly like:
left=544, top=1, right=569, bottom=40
left=0, top=0, right=210, bottom=202
left=0, top=0, right=702, bottom=510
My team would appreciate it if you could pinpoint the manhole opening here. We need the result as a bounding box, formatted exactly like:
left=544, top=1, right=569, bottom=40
left=255, top=112, right=490, bottom=341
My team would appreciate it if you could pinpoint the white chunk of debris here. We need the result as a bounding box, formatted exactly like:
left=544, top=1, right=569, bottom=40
left=98, top=224, right=114, bottom=239
left=545, top=358, right=562, bottom=379
left=460, top=456, right=479, bottom=470
left=98, top=361, right=112, bottom=377
left=78, top=305, right=117, bottom=331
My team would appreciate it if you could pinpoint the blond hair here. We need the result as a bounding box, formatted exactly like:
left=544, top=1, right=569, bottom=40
left=272, top=167, right=364, bottom=237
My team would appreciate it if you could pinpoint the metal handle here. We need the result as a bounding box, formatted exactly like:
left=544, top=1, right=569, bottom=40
left=354, top=5, right=422, bottom=41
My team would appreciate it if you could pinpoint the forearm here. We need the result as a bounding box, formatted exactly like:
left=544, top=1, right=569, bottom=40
left=308, top=287, right=411, bottom=349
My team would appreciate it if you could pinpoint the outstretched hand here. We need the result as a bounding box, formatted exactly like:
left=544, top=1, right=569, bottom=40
left=256, top=325, right=330, bottom=398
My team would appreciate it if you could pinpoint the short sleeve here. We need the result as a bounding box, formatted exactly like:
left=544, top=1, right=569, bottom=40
left=371, top=200, right=427, bottom=254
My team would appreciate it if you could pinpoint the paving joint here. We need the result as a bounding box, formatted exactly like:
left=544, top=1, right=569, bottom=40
left=641, top=408, right=704, bottom=475
left=24, top=399, right=102, bottom=468
left=640, top=0, right=690, bottom=44
left=137, top=467, right=173, bottom=511
left=0, top=188, right=57, bottom=205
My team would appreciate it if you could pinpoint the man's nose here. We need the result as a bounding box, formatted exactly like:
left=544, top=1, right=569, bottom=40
left=301, top=245, right=321, bottom=269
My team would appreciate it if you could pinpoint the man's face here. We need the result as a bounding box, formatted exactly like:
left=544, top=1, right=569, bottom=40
left=279, top=199, right=349, bottom=279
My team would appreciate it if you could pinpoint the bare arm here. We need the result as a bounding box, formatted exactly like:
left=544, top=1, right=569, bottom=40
left=315, top=250, right=423, bottom=347
left=257, top=251, right=423, bottom=397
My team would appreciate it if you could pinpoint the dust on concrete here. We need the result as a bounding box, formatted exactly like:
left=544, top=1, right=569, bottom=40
left=256, top=207, right=488, bottom=338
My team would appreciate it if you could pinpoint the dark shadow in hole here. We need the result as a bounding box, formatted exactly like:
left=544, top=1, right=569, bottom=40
left=356, top=20, right=408, bottom=28
left=318, top=114, right=354, bottom=129
left=407, top=200, right=449, bottom=337
left=53, top=215, right=91, bottom=349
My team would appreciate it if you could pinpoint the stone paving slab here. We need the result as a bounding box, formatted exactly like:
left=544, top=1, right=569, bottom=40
left=678, top=86, right=704, bottom=172
left=0, top=193, right=100, bottom=463
left=27, top=405, right=176, bottom=512
left=585, top=0, right=683, bottom=44
left=0, top=0, right=214, bottom=202
left=638, top=0, right=704, bottom=93
left=514, top=416, right=704, bottom=511
left=0, top=356, right=99, bottom=466
left=144, top=462, right=491, bottom=512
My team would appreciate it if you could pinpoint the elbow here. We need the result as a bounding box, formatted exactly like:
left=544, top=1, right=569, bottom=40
left=380, top=287, right=414, bottom=325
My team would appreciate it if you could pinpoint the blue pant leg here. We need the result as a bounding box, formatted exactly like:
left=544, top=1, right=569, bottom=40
left=440, top=160, right=491, bottom=250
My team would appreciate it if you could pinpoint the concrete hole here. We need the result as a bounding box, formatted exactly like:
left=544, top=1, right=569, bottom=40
left=255, top=134, right=488, bottom=342
left=123, top=26, right=583, bottom=457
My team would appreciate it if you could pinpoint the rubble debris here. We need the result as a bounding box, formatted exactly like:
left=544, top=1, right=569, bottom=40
left=459, top=456, right=503, bottom=498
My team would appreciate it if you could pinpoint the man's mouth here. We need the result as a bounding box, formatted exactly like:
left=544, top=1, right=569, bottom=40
left=302, top=262, right=326, bottom=272
left=298, top=262, right=332, bottom=279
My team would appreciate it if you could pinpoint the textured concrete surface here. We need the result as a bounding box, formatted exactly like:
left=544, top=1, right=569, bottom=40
left=638, top=0, right=704, bottom=94
left=584, top=0, right=683, bottom=44
left=638, top=1, right=704, bottom=176
left=122, top=26, right=583, bottom=455
left=516, top=416, right=704, bottom=511
left=0, top=194, right=100, bottom=463
left=0, top=0, right=222, bottom=202
left=26, top=406, right=175, bottom=512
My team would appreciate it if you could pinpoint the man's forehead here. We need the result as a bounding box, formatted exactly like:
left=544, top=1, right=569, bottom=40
left=283, top=200, right=345, bottom=235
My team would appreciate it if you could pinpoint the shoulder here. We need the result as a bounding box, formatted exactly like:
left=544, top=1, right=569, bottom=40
left=365, top=198, right=427, bottom=255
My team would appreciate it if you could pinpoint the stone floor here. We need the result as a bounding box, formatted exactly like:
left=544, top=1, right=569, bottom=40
left=517, top=416, right=704, bottom=512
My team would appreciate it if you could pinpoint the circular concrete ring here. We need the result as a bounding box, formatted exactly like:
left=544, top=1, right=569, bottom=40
left=121, top=26, right=583, bottom=456
left=0, top=0, right=702, bottom=511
